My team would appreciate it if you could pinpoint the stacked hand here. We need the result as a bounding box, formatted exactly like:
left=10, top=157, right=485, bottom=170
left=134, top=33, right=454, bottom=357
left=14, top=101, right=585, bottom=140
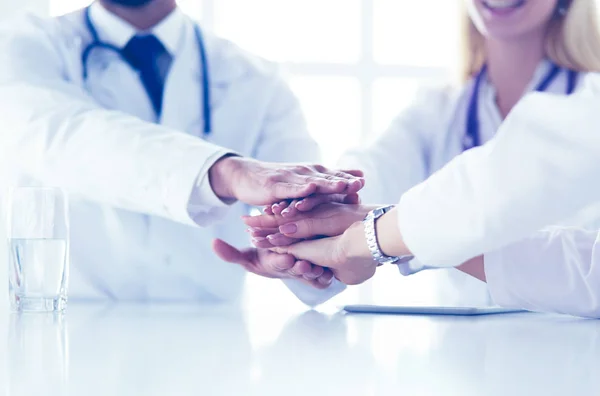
left=210, top=156, right=369, bottom=288
left=209, top=156, right=365, bottom=205
left=242, top=202, right=381, bottom=285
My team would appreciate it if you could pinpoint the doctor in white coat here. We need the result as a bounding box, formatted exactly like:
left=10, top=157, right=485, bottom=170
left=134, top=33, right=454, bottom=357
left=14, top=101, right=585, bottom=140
left=0, top=0, right=364, bottom=305
left=246, top=0, right=600, bottom=307
left=244, top=0, right=600, bottom=317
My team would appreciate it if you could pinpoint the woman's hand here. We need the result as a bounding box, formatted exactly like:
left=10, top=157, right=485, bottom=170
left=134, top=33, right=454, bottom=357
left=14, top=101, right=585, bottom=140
left=265, top=192, right=362, bottom=217
left=242, top=203, right=378, bottom=248
left=271, top=221, right=378, bottom=285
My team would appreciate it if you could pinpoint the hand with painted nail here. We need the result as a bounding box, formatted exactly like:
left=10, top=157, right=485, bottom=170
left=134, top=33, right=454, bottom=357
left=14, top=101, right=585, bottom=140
left=265, top=192, right=362, bottom=218
left=212, top=239, right=334, bottom=289
left=209, top=156, right=365, bottom=206
left=244, top=203, right=379, bottom=248
left=270, top=221, right=377, bottom=285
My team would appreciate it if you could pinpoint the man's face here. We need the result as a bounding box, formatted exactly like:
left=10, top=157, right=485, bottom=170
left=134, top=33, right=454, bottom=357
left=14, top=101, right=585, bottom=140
left=104, top=0, right=155, bottom=7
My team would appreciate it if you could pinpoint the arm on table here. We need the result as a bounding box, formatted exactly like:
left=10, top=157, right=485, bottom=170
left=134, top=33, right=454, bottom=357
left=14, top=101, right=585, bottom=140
left=483, top=227, right=600, bottom=318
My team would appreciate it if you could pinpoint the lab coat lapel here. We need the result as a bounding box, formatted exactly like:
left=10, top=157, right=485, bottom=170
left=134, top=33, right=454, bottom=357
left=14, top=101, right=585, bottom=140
left=64, top=10, right=155, bottom=122
left=160, top=23, right=246, bottom=137
left=159, top=22, right=202, bottom=135
left=86, top=58, right=154, bottom=121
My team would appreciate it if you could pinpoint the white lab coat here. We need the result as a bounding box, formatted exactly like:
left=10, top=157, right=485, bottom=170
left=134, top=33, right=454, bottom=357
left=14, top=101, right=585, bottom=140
left=340, top=60, right=600, bottom=307
left=0, top=6, right=343, bottom=305
left=394, top=69, right=600, bottom=318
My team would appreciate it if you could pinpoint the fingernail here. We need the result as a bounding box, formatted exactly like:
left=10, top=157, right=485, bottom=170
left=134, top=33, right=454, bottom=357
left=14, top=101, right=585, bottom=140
left=319, top=277, right=332, bottom=285
left=281, top=208, right=290, bottom=216
left=252, top=237, right=266, bottom=243
left=266, top=234, right=281, bottom=241
left=279, top=223, right=298, bottom=235
left=295, top=200, right=304, bottom=208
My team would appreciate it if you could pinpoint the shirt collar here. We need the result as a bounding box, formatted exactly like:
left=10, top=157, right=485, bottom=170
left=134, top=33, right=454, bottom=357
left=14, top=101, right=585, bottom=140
left=88, top=2, right=186, bottom=55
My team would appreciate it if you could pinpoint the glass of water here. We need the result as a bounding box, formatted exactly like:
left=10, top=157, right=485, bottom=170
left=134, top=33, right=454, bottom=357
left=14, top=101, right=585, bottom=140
left=7, top=187, right=69, bottom=312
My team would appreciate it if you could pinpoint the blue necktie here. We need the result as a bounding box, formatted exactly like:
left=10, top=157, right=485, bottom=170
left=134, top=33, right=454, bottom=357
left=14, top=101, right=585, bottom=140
left=122, top=34, right=173, bottom=117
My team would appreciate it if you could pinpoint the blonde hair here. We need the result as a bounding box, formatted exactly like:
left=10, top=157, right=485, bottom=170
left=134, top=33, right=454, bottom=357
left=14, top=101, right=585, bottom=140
left=460, top=0, right=600, bottom=82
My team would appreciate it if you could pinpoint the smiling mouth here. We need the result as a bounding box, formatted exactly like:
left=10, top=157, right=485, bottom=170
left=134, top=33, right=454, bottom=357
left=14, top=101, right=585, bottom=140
left=482, top=0, right=526, bottom=11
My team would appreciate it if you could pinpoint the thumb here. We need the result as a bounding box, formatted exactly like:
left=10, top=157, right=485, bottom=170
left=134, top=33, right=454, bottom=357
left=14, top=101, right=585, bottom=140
left=212, top=239, right=248, bottom=265
left=284, top=237, right=344, bottom=269
left=343, top=193, right=361, bottom=205
left=280, top=217, right=345, bottom=239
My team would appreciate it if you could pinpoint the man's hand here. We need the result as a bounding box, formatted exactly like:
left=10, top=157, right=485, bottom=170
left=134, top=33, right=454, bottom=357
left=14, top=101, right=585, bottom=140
left=212, top=239, right=334, bottom=289
left=209, top=156, right=364, bottom=206
left=242, top=203, right=377, bottom=248
left=271, top=221, right=377, bottom=286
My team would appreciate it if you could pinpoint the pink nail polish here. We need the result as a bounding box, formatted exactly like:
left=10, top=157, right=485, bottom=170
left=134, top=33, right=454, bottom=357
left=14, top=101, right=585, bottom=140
left=279, top=223, right=297, bottom=235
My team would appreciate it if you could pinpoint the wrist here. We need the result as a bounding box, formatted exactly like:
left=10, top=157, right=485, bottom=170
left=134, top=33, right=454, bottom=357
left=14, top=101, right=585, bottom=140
left=357, top=204, right=379, bottom=219
left=342, top=221, right=372, bottom=260
left=209, top=154, right=242, bottom=200
left=375, top=207, right=411, bottom=257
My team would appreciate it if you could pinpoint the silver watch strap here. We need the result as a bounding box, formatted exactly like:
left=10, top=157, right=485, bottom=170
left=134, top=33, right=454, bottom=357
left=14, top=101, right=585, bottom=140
left=363, top=205, right=413, bottom=266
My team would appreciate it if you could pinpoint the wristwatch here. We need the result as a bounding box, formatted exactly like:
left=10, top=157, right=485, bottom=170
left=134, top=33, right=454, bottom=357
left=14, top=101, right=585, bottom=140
left=363, top=205, right=414, bottom=266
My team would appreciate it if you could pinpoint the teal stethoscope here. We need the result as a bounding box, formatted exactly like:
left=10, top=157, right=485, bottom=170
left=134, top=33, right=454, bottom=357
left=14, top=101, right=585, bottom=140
left=80, top=6, right=212, bottom=135
left=463, top=63, right=578, bottom=150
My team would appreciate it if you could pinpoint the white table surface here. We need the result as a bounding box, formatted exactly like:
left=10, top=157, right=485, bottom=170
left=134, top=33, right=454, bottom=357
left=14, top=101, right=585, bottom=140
left=0, top=303, right=598, bottom=396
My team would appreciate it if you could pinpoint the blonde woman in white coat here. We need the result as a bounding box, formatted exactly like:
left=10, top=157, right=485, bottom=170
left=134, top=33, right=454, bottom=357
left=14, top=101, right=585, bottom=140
left=337, top=0, right=600, bottom=306
left=238, top=0, right=600, bottom=316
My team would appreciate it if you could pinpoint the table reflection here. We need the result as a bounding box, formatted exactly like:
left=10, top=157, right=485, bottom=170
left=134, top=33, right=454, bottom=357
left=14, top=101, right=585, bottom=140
left=7, top=313, right=68, bottom=396
left=249, top=310, right=378, bottom=395
left=65, top=304, right=255, bottom=395
left=3, top=306, right=599, bottom=396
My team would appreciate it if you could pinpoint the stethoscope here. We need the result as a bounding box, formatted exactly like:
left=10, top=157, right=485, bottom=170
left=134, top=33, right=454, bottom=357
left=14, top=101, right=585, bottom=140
left=80, top=6, right=212, bottom=135
left=463, top=63, right=578, bottom=150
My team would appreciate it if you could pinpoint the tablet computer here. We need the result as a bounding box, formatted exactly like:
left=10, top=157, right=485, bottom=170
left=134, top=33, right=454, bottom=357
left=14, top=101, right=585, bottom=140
left=342, top=305, right=527, bottom=316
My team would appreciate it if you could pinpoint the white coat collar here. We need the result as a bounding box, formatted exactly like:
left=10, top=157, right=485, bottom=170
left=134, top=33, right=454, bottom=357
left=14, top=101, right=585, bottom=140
left=60, top=6, right=251, bottom=130
left=480, top=59, right=556, bottom=127
left=481, top=59, right=555, bottom=102
left=88, top=2, right=185, bottom=55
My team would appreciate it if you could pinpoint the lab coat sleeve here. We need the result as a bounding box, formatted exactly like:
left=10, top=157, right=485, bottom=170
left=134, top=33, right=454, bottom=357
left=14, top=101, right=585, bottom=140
left=338, top=86, right=455, bottom=204
left=252, top=72, right=345, bottom=305
left=484, top=227, right=600, bottom=318
left=0, top=17, right=230, bottom=227
left=396, top=85, right=600, bottom=267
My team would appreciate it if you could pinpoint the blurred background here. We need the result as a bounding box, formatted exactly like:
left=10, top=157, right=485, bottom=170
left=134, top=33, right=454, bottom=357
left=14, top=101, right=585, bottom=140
left=0, top=0, right=465, bottom=311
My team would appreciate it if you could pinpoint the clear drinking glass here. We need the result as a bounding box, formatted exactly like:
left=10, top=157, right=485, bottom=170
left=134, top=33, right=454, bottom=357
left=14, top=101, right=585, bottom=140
left=7, top=187, right=69, bottom=312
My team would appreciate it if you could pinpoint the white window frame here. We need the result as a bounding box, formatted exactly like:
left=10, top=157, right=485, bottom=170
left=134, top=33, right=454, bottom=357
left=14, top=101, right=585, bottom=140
left=197, top=0, right=451, bottom=141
